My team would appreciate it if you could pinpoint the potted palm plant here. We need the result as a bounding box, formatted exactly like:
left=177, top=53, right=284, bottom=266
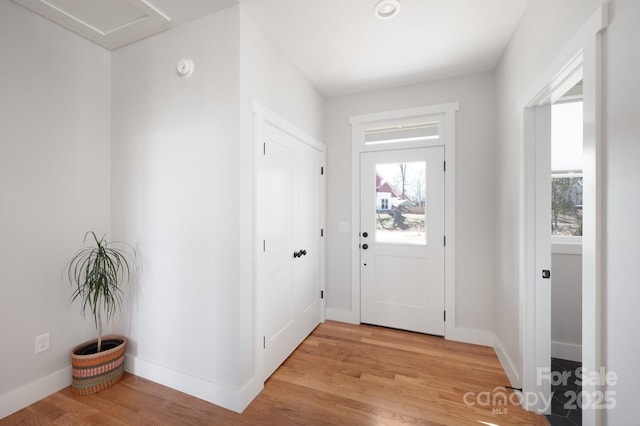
left=66, top=231, right=135, bottom=395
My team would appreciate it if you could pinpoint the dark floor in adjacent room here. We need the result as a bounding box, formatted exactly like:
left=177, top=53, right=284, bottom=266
left=546, top=357, right=582, bottom=426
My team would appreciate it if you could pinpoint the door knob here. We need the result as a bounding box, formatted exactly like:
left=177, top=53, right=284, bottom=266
left=362, top=244, right=368, bottom=250
left=362, top=232, right=368, bottom=238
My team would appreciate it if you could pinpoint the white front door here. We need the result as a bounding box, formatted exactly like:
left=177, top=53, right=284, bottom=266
left=258, top=122, right=323, bottom=381
left=360, top=147, right=445, bottom=335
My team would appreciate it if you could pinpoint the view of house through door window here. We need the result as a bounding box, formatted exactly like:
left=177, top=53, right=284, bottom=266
left=551, top=92, right=583, bottom=237
left=375, top=161, right=426, bottom=244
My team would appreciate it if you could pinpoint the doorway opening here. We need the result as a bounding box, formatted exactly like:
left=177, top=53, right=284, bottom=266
left=521, top=6, right=606, bottom=425
left=349, top=102, right=458, bottom=336
left=548, top=82, right=584, bottom=426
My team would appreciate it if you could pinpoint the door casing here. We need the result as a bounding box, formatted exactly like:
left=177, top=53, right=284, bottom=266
left=519, top=6, right=607, bottom=423
left=349, top=103, right=462, bottom=340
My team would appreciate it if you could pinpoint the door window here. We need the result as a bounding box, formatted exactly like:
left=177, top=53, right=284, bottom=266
left=374, top=161, right=426, bottom=245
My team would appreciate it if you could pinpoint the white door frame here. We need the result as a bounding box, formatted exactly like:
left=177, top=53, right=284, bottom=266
left=348, top=102, right=460, bottom=339
left=519, top=6, right=607, bottom=424
left=522, top=99, right=554, bottom=413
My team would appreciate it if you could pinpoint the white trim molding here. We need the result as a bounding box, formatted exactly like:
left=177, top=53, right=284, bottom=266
left=494, top=335, right=520, bottom=388
left=518, top=4, right=608, bottom=424
left=0, top=366, right=71, bottom=419
left=125, top=355, right=262, bottom=414
left=551, top=341, right=582, bottom=363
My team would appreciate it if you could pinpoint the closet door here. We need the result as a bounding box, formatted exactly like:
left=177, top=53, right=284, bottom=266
left=295, top=142, right=323, bottom=342
left=258, top=122, right=323, bottom=381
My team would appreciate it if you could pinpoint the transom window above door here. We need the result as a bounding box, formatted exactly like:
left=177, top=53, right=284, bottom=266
left=365, top=120, right=440, bottom=145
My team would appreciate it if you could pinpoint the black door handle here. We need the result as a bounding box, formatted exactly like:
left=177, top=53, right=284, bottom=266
left=362, top=232, right=368, bottom=238
left=362, top=244, right=368, bottom=250
left=293, top=251, right=300, bottom=258
left=301, top=249, right=307, bottom=256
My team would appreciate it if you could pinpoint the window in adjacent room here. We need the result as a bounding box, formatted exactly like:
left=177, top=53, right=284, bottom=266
left=551, top=88, right=583, bottom=238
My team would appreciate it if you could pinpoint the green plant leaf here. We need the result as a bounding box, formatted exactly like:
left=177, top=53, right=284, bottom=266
left=66, top=231, right=136, bottom=351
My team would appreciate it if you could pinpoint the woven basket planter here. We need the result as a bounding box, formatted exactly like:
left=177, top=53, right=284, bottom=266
left=71, top=335, right=126, bottom=395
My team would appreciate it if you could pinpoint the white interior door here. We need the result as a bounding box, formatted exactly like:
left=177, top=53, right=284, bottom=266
left=258, top=123, right=323, bottom=381
left=360, top=147, right=445, bottom=335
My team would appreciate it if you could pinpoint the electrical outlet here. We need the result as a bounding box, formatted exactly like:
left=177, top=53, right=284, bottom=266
left=35, top=332, right=50, bottom=354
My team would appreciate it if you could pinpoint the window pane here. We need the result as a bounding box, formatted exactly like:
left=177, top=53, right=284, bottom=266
left=552, top=98, right=583, bottom=238
left=552, top=101, right=583, bottom=172
left=365, top=121, right=439, bottom=145
left=551, top=176, right=583, bottom=236
left=375, top=162, right=426, bottom=244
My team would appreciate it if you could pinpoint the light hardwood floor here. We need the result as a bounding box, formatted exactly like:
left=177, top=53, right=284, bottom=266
left=2, top=321, right=548, bottom=425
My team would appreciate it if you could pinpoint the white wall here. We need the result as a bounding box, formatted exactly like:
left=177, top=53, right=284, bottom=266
left=551, top=246, right=582, bottom=362
left=602, top=1, right=640, bottom=423
left=0, top=1, right=111, bottom=418
left=494, top=0, right=604, bottom=386
left=111, top=4, right=324, bottom=412
left=111, top=6, right=245, bottom=409
left=497, top=0, right=640, bottom=422
left=324, top=72, right=497, bottom=338
left=237, top=3, right=325, bottom=392
left=239, top=7, right=324, bottom=142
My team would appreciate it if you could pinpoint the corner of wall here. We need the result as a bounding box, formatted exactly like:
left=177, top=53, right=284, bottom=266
left=326, top=308, right=359, bottom=324
left=447, top=327, right=495, bottom=348
left=125, top=355, right=263, bottom=414
left=493, top=334, right=520, bottom=389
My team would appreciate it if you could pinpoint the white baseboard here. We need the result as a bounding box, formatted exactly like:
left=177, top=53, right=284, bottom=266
left=125, top=355, right=261, bottom=413
left=238, top=376, right=264, bottom=412
left=446, top=326, right=494, bottom=347
left=551, top=341, right=582, bottom=362
left=0, top=366, right=71, bottom=420
left=493, top=335, right=521, bottom=388
left=326, top=308, right=359, bottom=324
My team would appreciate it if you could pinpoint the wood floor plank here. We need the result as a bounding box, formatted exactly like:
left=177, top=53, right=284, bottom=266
left=1, top=321, right=547, bottom=425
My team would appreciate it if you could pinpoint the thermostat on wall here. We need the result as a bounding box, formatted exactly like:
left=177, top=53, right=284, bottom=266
left=177, top=59, right=194, bottom=77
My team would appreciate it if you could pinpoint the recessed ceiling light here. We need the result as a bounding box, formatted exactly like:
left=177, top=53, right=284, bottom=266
left=373, top=0, right=401, bottom=20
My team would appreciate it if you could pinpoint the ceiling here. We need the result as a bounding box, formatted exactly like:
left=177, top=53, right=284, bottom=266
left=12, top=0, right=236, bottom=50
left=238, top=0, right=530, bottom=97
left=13, top=0, right=531, bottom=97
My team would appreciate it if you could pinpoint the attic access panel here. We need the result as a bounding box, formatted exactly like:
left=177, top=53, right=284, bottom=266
left=13, top=0, right=170, bottom=49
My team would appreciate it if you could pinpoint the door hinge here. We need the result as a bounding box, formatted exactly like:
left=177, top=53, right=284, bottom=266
left=321, top=228, right=324, bottom=237
left=321, top=290, right=324, bottom=299
left=263, top=240, right=266, bottom=252
left=263, top=142, right=266, bottom=155
left=444, top=161, right=446, bottom=172
left=444, top=311, right=446, bottom=322
left=443, top=236, right=446, bottom=246
left=321, top=166, right=324, bottom=175
left=263, top=336, right=266, bottom=349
